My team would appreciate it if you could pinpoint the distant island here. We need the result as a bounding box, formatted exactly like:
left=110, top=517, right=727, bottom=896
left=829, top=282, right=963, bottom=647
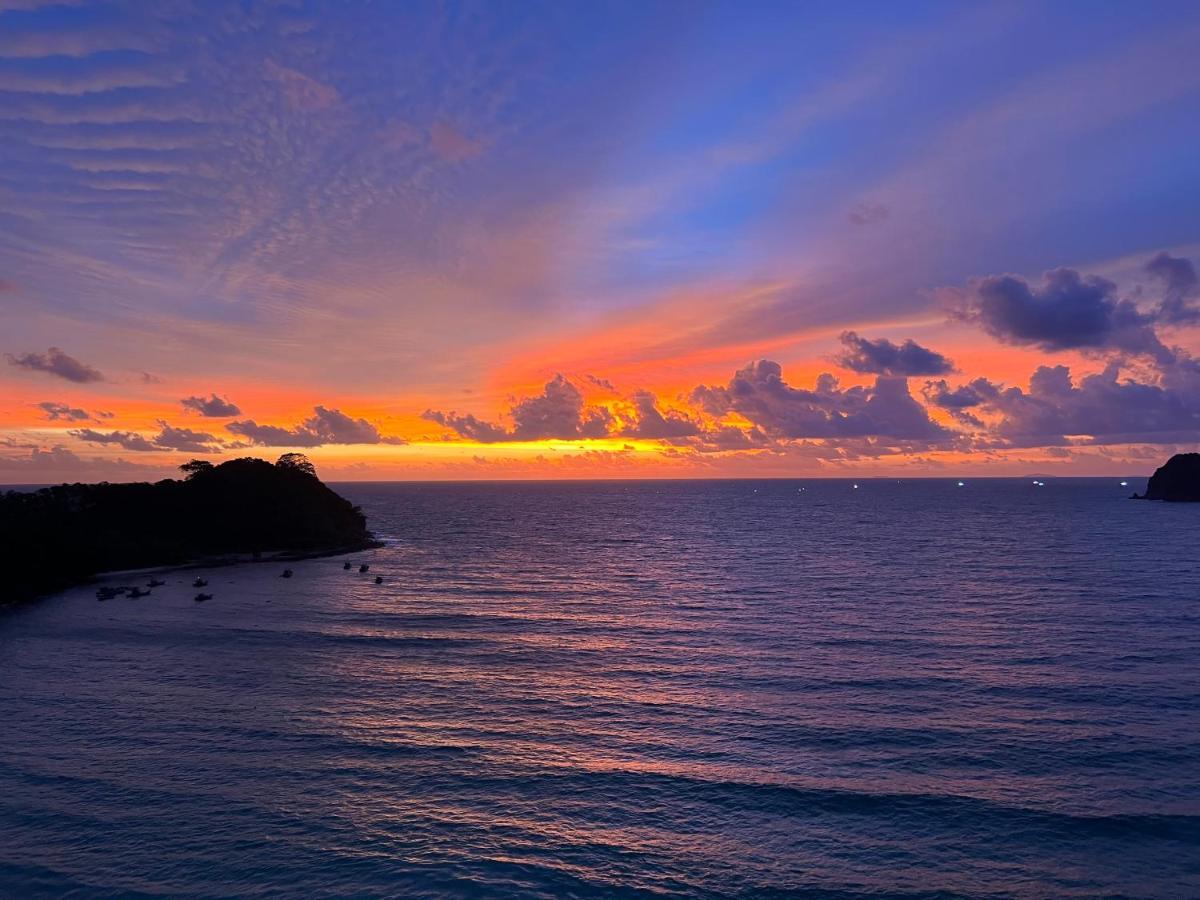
left=1133, top=453, right=1200, bottom=502
left=0, top=454, right=375, bottom=605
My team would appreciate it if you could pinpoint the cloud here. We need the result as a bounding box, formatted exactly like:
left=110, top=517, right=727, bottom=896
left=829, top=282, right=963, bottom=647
left=0, top=56, right=185, bottom=95
left=848, top=202, right=889, bottom=225
left=620, top=390, right=701, bottom=439
left=36, top=401, right=91, bottom=421
left=0, top=444, right=167, bottom=482
left=151, top=422, right=221, bottom=453
left=426, top=365, right=953, bottom=451
left=511, top=375, right=611, bottom=439
left=181, top=393, right=241, bottom=416
left=954, top=267, right=1171, bottom=361
left=0, top=21, right=163, bottom=59
left=421, top=409, right=510, bottom=443
left=837, top=331, right=954, bottom=376
left=923, top=378, right=999, bottom=411
left=429, top=121, right=484, bottom=162
left=227, top=406, right=403, bottom=446
left=0, top=446, right=84, bottom=472
left=1145, top=251, right=1199, bottom=324
left=69, top=428, right=158, bottom=451
left=691, top=360, right=949, bottom=441
left=68, top=422, right=224, bottom=453
left=6, top=346, right=103, bottom=382
left=926, top=359, right=1200, bottom=446
left=690, top=424, right=771, bottom=452
left=921, top=377, right=1000, bottom=427
left=262, top=60, right=340, bottom=110
left=423, top=375, right=611, bottom=442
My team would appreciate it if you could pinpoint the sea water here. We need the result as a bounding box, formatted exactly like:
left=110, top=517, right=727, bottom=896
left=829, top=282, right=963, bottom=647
left=1, top=479, right=1197, bottom=896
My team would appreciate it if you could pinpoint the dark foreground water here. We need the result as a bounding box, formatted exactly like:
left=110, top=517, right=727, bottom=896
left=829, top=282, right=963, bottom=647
left=1, top=478, right=1198, bottom=897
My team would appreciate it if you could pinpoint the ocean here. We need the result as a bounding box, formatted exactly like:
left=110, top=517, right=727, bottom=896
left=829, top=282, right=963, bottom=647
left=1, top=478, right=1197, bottom=897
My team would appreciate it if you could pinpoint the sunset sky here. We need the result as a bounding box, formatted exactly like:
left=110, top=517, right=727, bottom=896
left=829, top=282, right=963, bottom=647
left=2, top=0, right=1199, bottom=482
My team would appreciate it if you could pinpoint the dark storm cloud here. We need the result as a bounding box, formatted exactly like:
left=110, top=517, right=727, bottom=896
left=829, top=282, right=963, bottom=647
left=690, top=360, right=949, bottom=441
left=1145, top=251, right=1199, bottom=324
left=836, top=331, right=954, bottom=376
left=227, top=406, right=403, bottom=447
left=6, top=346, right=103, bottom=382
left=180, top=393, right=241, bottom=416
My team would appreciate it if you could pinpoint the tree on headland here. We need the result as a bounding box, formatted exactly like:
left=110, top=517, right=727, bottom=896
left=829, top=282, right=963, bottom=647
left=180, top=459, right=214, bottom=479
left=276, top=452, right=317, bottom=478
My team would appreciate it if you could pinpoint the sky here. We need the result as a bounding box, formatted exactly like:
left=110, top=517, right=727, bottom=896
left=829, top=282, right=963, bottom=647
left=2, top=0, right=1200, bottom=482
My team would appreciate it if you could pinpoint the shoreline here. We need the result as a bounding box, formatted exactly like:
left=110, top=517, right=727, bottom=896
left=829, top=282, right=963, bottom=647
left=1, top=538, right=384, bottom=609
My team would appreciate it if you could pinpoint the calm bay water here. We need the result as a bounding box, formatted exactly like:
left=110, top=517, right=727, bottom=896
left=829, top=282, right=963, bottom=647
left=1, top=478, right=1198, bottom=897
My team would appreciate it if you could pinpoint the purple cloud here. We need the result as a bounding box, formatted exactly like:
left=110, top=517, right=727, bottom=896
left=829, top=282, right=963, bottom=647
left=423, top=375, right=612, bottom=442
left=926, top=359, right=1200, bottom=446
left=227, top=406, right=403, bottom=446
left=691, top=360, right=949, bottom=441
left=69, top=428, right=158, bottom=451
left=955, top=267, right=1170, bottom=361
left=37, top=401, right=91, bottom=421
left=181, top=393, right=241, bottom=417
left=837, top=331, right=954, bottom=376
left=1145, top=251, right=1199, bottom=324
left=6, top=346, right=103, bottom=382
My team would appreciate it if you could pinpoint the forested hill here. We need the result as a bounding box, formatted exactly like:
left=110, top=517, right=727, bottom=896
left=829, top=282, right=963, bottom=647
left=0, top=454, right=372, bottom=604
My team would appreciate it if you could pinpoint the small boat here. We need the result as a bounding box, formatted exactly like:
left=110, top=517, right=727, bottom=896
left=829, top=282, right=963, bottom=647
left=96, top=587, right=120, bottom=601
left=359, top=564, right=370, bottom=573
left=281, top=568, right=294, bottom=578
left=374, top=575, right=383, bottom=584
left=147, top=578, right=165, bottom=587
left=192, top=578, right=208, bottom=588
left=128, top=587, right=149, bottom=598
left=193, top=593, right=212, bottom=602
left=343, top=561, right=352, bottom=570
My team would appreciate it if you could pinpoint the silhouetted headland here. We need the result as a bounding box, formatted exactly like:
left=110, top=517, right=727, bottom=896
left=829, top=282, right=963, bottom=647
left=0, top=453, right=376, bottom=605
left=1132, top=453, right=1200, bottom=502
